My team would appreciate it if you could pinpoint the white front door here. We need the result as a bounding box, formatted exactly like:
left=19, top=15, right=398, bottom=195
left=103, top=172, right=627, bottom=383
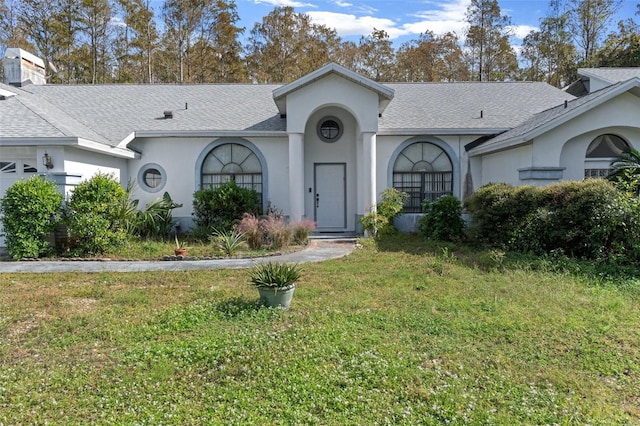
left=314, top=163, right=346, bottom=230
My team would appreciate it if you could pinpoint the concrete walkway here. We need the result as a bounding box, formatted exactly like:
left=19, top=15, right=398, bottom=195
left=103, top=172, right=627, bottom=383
left=0, top=239, right=356, bottom=273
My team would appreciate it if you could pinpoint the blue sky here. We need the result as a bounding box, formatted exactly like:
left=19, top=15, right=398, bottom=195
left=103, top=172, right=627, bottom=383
left=234, top=0, right=639, bottom=46
left=148, top=0, right=638, bottom=48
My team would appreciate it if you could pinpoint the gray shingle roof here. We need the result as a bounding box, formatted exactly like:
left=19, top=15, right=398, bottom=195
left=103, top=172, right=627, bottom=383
left=0, top=94, right=66, bottom=138
left=380, top=81, right=574, bottom=131
left=471, top=77, right=640, bottom=154
left=579, top=67, right=640, bottom=84
left=17, top=83, right=285, bottom=146
left=0, top=83, right=106, bottom=141
left=1, top=78, right=575, bottom=147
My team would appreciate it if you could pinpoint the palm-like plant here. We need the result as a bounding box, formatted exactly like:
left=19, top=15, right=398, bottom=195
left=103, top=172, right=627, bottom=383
left=211, top=228, right=245, bottom=256
left=608, top=148, right=640, bottom=196
left=135, top=192, right=183, bottom=239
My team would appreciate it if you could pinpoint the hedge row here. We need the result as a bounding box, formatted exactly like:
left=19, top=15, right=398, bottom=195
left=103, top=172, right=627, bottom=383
left=464, top=180, right=640, bottom=263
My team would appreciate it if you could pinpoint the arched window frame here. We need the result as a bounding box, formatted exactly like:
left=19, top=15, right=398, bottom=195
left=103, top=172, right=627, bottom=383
left=195, top=139, right=268, bottom=209
left=584, top=133, right=630, bottom=179
left=388, top=138, right=458, bottom=213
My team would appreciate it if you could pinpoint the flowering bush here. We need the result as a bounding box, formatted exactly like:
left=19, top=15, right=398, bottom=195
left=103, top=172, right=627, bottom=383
left=292, top=218, right=316, bottom=244
left=238, top=213, right=315, bottom=249
left=261, top=213, right=292, bottom=250
left=238, top=213, right=263, bottom=249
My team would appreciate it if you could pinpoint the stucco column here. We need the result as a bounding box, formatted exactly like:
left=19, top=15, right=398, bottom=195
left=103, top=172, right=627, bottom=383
left=288, top=132, right=304, bottom=222
left=363, top=132, right=377, bottom=213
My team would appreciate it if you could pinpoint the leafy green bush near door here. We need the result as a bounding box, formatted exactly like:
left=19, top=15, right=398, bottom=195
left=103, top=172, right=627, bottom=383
left=0, top=175, right=63, bottom=259
left=192, top=181, right=262, bottom=236
left=64, top=172, right=129, bottom=255
left=419, top=195, right=465, bottom=242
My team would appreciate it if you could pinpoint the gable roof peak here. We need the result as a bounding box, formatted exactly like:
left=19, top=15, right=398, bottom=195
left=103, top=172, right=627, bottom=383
left=272, top=62, right=395, bottom=115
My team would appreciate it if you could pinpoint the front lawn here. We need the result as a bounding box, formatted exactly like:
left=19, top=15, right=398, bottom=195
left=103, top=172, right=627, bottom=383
left=1, top=235, right=639, bottom=424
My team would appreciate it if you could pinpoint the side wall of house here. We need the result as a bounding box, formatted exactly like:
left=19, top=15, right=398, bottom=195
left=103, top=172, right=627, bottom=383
left=61, top=147, right=129, bottom=198
left=475, top=92, right=640, bottom=188
left=128, top=136, right=288, bottom=230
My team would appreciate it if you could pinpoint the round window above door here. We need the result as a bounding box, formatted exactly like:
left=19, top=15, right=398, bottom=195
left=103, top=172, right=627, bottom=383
left=317, top=117, right=343, bottom=143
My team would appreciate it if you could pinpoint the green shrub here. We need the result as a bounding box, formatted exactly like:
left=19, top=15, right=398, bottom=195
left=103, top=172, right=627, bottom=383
left=419, top=195, right=465, bottom=242
left=360, top=188, right=409, bottom=237
left=192, top=181, right=261, bottom=235
left=464, top=183, right=545, bottom=246
left=464, top=183, right=512, bottom=246
left=65, top=173, right=129, bottom=255
left=0, top=176, right=63, bottom=259
left=608, top=147, right=640, bottom=196
left=540, top=179, right=640, bottom=261
left=211, top=228, right=245, bottom=256
left=248, top=262, right=301, bottom=288
left=468, top=179, right=640, bottom=263
left=359, top=212, right=388, bottom=237
left=134, top=192, right=182, bottom=240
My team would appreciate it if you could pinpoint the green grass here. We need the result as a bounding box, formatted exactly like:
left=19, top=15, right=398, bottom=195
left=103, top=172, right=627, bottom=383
left=1, top=235, right=639, bottom=424
left=83, top=238, right=296, bottom=260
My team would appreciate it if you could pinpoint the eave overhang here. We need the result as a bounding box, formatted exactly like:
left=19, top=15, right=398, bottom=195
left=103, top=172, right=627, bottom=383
left=467, top=77, right=640, bottom=157
left=0, top=137, right=139, bottom=159
left=130, top=130, right=288, bottom=139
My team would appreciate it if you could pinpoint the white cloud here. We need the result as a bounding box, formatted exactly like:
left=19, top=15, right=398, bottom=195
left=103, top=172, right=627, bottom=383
left=287, top=0, right=538, bottom=44
left=409, top=0, right=470, bottom=35
left=332, top=0, right=352, bottom=7
left=308, top=11, right=405, bottom=38
left=507, top=24, right=538, bottom=40
left=308, top=0, right=473, bottom=40
left=254, top=0, right=317, bottom=8
left=110, top=16, right=126, bottom=28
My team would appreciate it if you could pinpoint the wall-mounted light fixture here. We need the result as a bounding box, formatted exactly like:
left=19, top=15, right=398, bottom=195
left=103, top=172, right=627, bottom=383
left=42, top=151, right=53, bottom=169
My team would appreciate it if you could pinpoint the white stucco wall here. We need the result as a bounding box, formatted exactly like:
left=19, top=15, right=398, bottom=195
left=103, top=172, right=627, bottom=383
left=480, top=144, right=533, bottom=186
left=376, top=135, right=472, bottom=197
left=560, top=127, right=640, bottom=181
left=588, top=76, right=613, bottom=92
left=128, top=136, right=289, bottom=228
left=285, top=73, right=380, bottom=134
left=281, top=73, right=382, bottom=231
left=536, top=93, right=640, bottom=167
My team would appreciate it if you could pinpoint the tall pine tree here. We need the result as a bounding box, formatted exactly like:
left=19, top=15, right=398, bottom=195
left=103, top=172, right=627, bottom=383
left=464, top=0, right=518, bottom=81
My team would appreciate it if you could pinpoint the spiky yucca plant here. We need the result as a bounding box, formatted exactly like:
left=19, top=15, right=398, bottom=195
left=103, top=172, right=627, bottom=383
left=248, top=262, right=300, bottom=288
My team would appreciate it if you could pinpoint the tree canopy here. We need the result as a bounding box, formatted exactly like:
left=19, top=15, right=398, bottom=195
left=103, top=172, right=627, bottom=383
left=0, top=0, right=637, bottom=85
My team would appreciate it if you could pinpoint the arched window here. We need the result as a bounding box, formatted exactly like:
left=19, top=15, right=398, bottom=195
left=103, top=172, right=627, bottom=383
left=201, top=143, right=262, bottom=200
left=584, top=134, right=629, bottom=179
left=392, top=142, right=453, bottom=213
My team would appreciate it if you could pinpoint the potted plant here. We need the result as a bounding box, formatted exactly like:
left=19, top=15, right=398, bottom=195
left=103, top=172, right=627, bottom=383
left=248, top=262, right=300, bottom=309
left=174, top=234, right=187, bottom=257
